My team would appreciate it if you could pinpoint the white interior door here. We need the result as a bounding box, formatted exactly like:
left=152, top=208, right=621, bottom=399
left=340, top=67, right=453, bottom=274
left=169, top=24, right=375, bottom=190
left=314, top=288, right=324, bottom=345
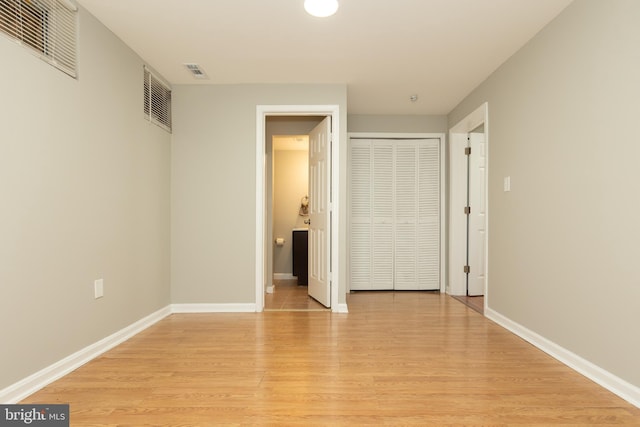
left=467, top=132, right=486, bottom=296
left=308, top=117, right=331, bottom=307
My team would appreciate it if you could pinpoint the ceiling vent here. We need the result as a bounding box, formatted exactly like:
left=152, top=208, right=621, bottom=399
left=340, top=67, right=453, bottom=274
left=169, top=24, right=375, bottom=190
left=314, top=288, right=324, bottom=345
left=183, top=63, right=208, bottom=79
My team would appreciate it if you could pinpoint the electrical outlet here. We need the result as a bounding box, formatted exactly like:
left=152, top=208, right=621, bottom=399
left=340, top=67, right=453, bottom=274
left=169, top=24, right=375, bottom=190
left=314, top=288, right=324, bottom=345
left=504, top=176, right=511, bottom=192
left=94, top=279, right=104, bottom=299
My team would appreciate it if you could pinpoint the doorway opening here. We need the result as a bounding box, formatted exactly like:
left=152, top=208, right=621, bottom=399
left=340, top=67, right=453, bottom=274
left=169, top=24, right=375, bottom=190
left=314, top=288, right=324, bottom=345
left=448, top=103, right=489, bottom=312
left=255, top=105, right=341, bottom=313
left=269, top=131, right=313, bottom=289
left=266, top=127, right=328, bottom=311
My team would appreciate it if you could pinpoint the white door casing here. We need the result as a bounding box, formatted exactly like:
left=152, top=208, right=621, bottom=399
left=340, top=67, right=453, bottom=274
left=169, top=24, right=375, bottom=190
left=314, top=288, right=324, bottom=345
left=467, top=132, right=486, bottom=296
left=255, top=105, right=341, bottom=313
left=308, top=117, right=331, bottom=307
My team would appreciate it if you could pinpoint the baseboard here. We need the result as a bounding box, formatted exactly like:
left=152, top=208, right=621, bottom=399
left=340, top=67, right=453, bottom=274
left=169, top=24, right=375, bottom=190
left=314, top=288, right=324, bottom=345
left=171, top=303, right=257, bottom=313
left=485, top=307, right=640, bottom=408
left=273, top=273, right=295, bottom=280
left=333, top=303, right=349, bottom=314
left=0, top=306, right=172, bottom=404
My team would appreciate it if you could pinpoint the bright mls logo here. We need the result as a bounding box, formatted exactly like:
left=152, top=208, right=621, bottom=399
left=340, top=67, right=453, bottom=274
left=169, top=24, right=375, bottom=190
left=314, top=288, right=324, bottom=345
left=0, top=405, right=69, bottom=426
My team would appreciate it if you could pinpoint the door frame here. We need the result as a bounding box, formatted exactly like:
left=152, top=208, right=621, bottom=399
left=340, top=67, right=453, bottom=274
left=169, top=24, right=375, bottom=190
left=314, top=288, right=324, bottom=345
left=448, top=103, right=489, bottom=302
left=255, top=105, right=341, bottom=312
left=347, top=132, right=446, bottom=292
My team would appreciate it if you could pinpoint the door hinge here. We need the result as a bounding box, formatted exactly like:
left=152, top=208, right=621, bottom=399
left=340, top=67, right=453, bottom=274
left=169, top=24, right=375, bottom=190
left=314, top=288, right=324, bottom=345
left=464, top=265, right=470, bottom=274
left=465, top=147, right=471, bottom=156
left=464, top=206, right=471, bottom=215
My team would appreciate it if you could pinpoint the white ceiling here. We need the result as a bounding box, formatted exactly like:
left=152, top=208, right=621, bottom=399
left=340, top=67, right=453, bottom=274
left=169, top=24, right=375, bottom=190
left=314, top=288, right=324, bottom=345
left=76, top=0, right=572, bottom=115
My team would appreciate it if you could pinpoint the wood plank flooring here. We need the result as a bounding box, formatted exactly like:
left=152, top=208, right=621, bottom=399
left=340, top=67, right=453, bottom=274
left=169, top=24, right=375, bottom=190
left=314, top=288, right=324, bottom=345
left=451, top=294, right=485, bottom=314
left=264, top=279, right=328, bottom=311
left=22, top=292, right=640, bottom=426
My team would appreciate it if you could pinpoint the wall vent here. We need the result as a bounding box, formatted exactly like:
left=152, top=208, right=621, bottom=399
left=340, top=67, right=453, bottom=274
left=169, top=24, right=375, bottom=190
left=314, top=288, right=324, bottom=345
left=0, top=0, right=78, bottom=77
left=144, top=66, right=172, bottom=133
left=183, top=63, right=208, bottom=79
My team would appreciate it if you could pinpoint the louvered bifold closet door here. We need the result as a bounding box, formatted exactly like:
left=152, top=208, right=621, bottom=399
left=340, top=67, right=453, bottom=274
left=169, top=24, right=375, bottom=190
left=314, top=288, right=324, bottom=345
left=349, top=140, right=372, bottom=290
left=349, top=137, right=440, bottom=291
left=417, top=140, right=440, bottom=290
left=394, top=142, right=418, bottom=290
left=371, top=142, right=394, bottom=289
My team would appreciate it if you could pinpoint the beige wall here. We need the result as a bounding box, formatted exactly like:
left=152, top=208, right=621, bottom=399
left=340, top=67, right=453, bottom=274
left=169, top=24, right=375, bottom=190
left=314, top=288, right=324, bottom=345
left=448, top=0, right=640, bottom=387
left=273, top=150, right=309, bottom=275
left=348, top=114, right=448, bottom=133
left=171, top=84, right=347, bottom=304
left=0, top=8, right=171, bottom=389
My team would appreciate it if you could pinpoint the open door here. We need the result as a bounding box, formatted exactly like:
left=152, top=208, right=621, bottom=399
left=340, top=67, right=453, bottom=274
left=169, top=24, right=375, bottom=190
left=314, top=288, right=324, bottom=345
left=308, top=117, right=331, bottom=307
left=448, top=102, right=488, bottom=299
left=467, top=132, right=486, bottom=296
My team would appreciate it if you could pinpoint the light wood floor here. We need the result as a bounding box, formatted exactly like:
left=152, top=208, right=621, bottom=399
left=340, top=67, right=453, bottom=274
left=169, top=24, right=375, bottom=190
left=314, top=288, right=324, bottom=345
left=451, top=294, right=485, bottom=314
left=264, top=279, right=328, bottom=311
left=22, top=292, right=640, bottom=425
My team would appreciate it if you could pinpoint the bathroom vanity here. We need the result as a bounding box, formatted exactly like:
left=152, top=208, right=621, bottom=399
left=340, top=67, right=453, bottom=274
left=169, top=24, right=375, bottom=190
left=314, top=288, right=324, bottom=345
left=292, top=229, right=308, bottom=285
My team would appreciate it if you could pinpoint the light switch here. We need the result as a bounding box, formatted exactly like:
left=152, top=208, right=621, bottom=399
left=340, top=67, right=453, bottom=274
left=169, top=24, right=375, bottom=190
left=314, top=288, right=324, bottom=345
left=94, top=279, right=104, bottom=299
left=504, top=176, right=511, bottom=192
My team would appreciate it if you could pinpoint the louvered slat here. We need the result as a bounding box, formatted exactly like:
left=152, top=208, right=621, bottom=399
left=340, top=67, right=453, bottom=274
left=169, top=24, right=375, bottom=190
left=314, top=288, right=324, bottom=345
left=350, top=142, right=371, bottom=218
left=394, top=222, right=416, bottom=289
left=349, top=141, right=372, bottom=290
left=0, top=0, right=77, bottom=77
left=394, top=142, right=417, bottom=289
left=418, top=217, right=440, bottom=289
left=348, top=137, right=440, bottom=292
left=395, top=143, right=417, bottom=220
left=419, top=141, right=440, bottom=218
left=144, top=66, right=172, bottom=133
left=371, top=141, right=393, bottom=289
left=349, top=223, right=371, bottom=290
left=372, top=143, right=393, bottom=218
left=372, top=222, right=393, bottom=289
left=417, top=140, right=440, bottom=289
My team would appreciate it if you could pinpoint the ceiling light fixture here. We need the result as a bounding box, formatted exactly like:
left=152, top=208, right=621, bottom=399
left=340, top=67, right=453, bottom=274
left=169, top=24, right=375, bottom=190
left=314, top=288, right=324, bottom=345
left=304, top=0, right=339, bottom=18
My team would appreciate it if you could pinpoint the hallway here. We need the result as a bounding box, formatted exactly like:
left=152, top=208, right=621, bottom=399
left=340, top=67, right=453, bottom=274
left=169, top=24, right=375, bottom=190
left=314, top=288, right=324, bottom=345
left=264, top=278, right=328, bottom=311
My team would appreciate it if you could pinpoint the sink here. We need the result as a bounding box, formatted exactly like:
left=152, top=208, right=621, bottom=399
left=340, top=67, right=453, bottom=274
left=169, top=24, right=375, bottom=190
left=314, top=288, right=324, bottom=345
left=292, top=227, right=308, bottom=232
